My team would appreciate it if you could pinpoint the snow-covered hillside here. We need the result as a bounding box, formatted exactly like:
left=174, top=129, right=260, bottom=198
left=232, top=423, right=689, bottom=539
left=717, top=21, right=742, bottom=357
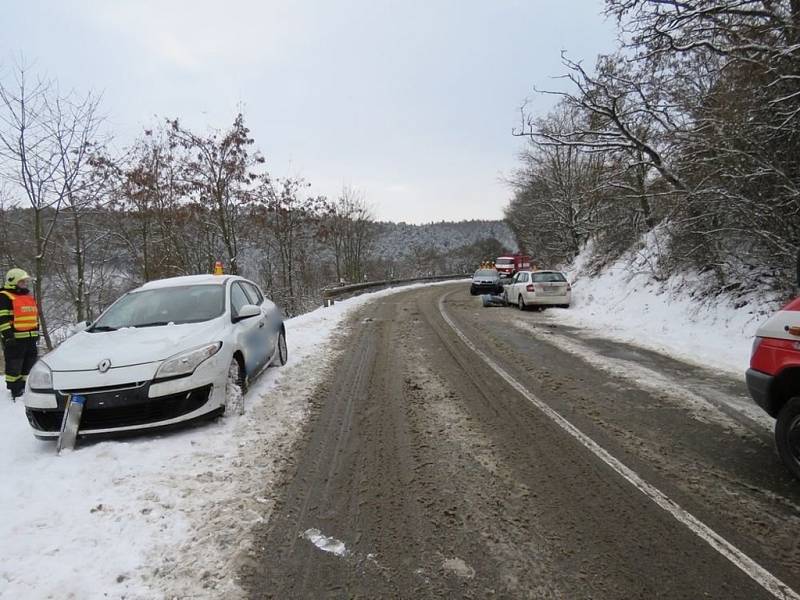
left=371, top=220, right=516, bottom=258
left=555, top=238, right=789, bottom=375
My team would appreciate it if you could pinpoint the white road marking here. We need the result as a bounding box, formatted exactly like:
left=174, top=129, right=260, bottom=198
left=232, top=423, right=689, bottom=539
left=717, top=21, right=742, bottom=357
left=303, top=528, right=349, bottom=557
left=438, top=295, right=800, bottom=600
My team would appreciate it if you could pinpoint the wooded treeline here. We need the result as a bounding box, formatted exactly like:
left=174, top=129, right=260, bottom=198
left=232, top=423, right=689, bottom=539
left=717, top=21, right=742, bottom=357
left=0, top=66, right=381, bottom=347
left=506, top=0, right=800, bottom=296
left=0, top=64, right=505, bottom=347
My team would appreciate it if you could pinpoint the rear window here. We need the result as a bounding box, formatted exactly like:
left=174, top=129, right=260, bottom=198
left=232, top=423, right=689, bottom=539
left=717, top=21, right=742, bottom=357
left=475, top=269, right=498, bottom=277
left=532, top=272, right=567, bottom=283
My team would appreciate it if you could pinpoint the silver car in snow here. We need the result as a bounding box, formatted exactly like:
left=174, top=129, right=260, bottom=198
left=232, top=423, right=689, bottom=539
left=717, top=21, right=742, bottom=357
left=23, top=274, right=287, bottom=439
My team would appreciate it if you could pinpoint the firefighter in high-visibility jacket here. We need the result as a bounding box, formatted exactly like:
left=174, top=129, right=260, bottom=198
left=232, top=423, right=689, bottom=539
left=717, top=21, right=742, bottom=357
left=0, top=269, right=39, bottom=399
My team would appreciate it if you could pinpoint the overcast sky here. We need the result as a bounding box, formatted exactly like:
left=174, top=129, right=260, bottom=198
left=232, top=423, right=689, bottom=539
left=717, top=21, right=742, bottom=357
left=1, top=1, right=617, bottom=224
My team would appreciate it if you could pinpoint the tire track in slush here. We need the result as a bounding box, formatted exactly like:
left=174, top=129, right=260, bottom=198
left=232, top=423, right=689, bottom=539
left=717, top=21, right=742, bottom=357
left=265, top=316, right=381, bottom=597
left=437, top=290, right=800, bottom=600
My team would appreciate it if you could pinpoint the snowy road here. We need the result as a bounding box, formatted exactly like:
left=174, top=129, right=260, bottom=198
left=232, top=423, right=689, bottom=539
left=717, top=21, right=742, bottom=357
left=241, top=284, right=800, bottom=599
left=3, top=281, right=799, bottom=599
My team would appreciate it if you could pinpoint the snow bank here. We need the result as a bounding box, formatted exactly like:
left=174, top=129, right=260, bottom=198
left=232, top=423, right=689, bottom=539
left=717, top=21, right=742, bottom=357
left=0, top=281, right=461, bottom=600
left=556, top=237, right=786, bottom=376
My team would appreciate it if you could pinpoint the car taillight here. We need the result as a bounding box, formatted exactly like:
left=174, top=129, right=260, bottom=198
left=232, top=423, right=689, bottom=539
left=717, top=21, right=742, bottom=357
left=526, top=284, right=535, bottom=292
left=566, top=283, right=572, bottom=291
left=751, top=336, right=763, bottom=357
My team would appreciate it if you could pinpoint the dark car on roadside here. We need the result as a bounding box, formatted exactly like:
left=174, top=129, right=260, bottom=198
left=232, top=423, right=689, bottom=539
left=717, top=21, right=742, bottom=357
left=470, top=268, right=504, bottom=296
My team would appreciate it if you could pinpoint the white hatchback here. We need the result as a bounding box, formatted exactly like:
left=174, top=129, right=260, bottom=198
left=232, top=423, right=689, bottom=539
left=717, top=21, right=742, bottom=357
left=502, top=270, right=572, bottom=310
left=23, top=274, right=287, bottom=439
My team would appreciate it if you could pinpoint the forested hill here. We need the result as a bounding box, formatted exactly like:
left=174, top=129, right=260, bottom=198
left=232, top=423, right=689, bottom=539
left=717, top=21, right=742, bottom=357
left=371, top=220, right=517, bottom=259
left=357, top=219, right=517, bottom=281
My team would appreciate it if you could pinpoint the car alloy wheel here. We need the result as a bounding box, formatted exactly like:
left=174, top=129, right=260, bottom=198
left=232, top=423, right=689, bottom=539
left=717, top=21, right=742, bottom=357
left=225, top=357, right=246, bottom=416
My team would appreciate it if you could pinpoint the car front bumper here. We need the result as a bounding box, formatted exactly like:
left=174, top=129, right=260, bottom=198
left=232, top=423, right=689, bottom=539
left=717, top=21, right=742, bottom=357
left=25, top=383, right=218, bottom=438
left=23, top=353, right=230, bottom=439
left=745, top=368, right=777, bottom=418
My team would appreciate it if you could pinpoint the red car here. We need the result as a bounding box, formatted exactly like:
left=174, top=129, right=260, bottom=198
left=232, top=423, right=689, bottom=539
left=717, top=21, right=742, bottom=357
left=747, top=295, right=800, bottom=479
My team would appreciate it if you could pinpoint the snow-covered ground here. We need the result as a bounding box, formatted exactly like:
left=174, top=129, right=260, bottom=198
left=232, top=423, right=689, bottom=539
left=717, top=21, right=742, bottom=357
left=555, top=240, right=787, bottom=376
left=0, top=256, right=787, bottom=598
left=0, top=282, right=462, bottom=600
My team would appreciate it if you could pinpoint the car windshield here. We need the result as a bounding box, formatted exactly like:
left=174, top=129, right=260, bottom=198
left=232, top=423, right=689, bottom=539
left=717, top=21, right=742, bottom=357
left=475, top=269, right=498, bottom=277
left=531, top=272, right=567, bottom=283
left=90, top=285, right=225, bottom=330
left=496, top=258, right=513, bottom=265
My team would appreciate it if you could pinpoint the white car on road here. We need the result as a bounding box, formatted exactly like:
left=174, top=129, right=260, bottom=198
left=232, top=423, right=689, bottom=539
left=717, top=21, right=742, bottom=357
left=503, top=270, right=572, bottom=310
left=23, top=274, right=287, bottom=439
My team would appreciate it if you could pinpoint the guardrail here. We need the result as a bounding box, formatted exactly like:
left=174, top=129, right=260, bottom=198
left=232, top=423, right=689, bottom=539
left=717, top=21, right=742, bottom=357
left=321, top=274, right=470, bottom=306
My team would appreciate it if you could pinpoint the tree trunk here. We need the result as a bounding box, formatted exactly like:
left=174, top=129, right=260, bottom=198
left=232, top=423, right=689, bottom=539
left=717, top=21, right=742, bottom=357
left=636, top=164, right=655, bottom=230
left=69, top=202, right=85, bottom=322
left=34, top=209, right=52, bottom=350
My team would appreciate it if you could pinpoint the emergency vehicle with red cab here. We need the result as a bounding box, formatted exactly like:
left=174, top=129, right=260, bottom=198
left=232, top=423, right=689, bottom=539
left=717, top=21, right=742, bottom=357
left=495, top=255, right=532, bottom=278
left=747, top=295, right=800, bottom=479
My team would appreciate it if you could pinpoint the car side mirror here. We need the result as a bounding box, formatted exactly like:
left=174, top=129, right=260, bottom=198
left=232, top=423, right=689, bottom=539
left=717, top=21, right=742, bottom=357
left=234, top=304, right=261, bottom=322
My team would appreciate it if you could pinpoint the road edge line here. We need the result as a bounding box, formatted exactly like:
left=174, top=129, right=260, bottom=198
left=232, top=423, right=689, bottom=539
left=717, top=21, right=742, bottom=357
left=438, top=294, right=799, bottom=600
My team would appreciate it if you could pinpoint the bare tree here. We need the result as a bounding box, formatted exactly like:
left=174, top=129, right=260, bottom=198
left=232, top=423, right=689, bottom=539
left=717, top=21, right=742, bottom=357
left=322, top=185, right=376, bottom=283
left=167, top=114, right=264, bottom=275
left=507, top=102, right=611, bottom=265
left=506, top=2, right=800, bottom=292
left=0, top=64, right=103, bottom=348
left=52, top=100, right=105, bottom=323
left=255, top=176, right=329, bottom=314
left=516, top=53, right=687, bottom=194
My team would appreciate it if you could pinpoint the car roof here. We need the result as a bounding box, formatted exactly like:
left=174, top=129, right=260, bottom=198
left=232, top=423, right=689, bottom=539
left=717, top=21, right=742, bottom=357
left=136, top=274, right=241, bottom=291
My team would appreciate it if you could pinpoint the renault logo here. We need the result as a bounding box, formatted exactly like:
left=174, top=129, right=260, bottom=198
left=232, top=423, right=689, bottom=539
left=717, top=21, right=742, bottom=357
left=98, top=359, right=112, bottom=373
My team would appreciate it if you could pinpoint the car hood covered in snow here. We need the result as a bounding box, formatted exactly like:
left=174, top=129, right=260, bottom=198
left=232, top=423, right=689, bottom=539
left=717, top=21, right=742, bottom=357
left=44, top=319, right=226, bottom=371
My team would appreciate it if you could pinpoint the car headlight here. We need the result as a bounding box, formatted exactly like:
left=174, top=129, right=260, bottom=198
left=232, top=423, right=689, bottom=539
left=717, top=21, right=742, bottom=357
left=155, top=342, right=222, bottom=380
left=28, top=360, right=53, bottom=391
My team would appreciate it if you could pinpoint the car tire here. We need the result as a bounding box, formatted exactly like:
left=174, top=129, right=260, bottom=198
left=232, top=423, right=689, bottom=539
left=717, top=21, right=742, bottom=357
left=518, top=295, right=526, bottom=311
left=272, top=328, right=288, bottom=367
left=225, top=356, right=246, bottom=416
left=775, top=397, right=800, bottom=480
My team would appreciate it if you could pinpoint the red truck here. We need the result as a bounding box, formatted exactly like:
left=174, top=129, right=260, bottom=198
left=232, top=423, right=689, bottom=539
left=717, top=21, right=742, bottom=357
left=495, top=255, right=532, bottom=278
left=747, top=295, right=800, bottom=479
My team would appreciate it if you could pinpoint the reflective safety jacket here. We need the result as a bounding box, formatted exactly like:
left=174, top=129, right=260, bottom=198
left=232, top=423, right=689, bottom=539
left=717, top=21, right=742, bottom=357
left=0, top=289, right=39, bottom=341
